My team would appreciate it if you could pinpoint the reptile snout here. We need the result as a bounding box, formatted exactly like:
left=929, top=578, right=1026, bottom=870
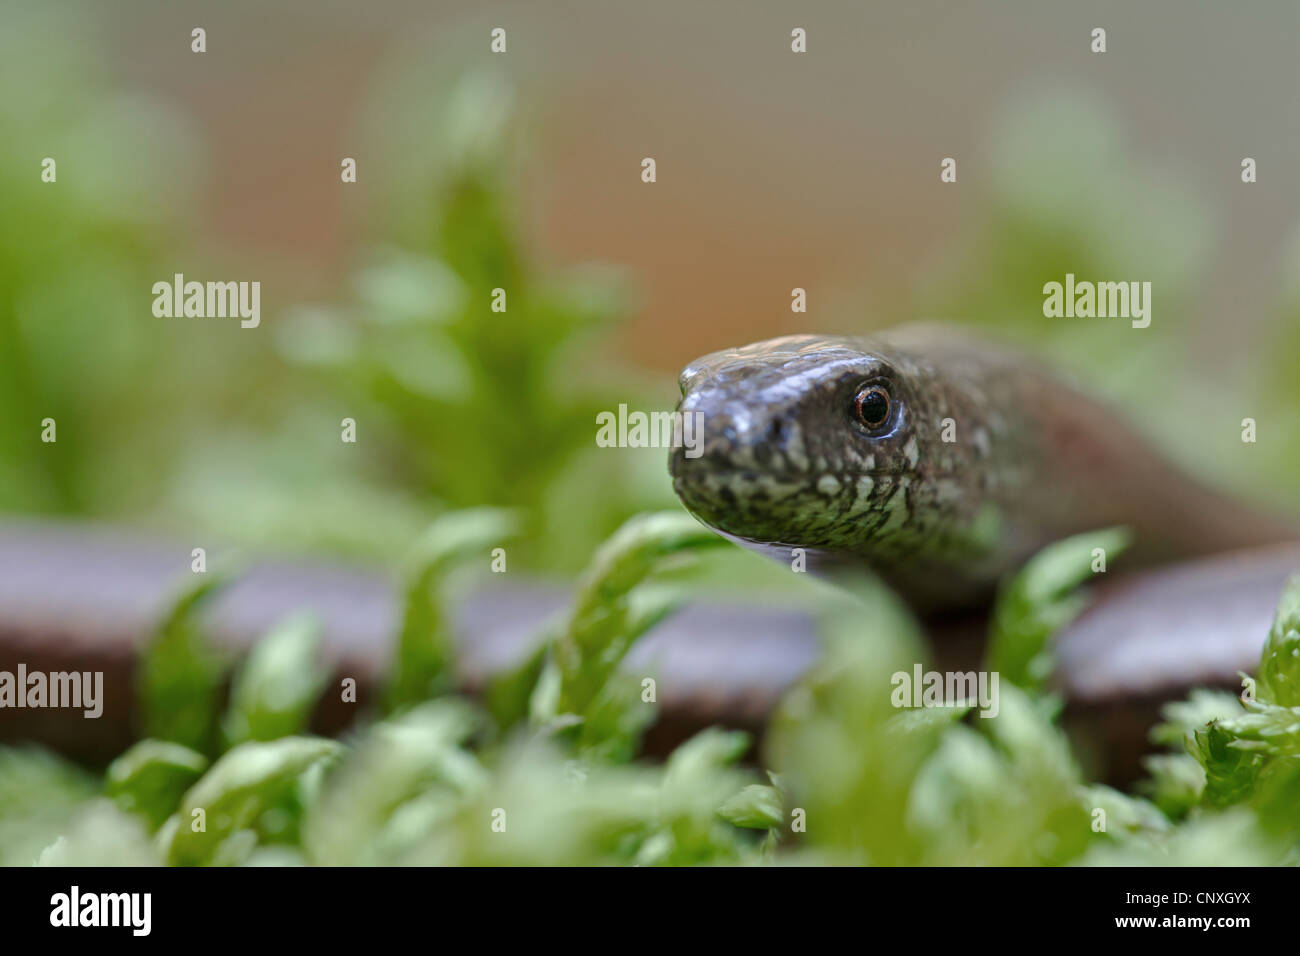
left=668, top=382, right=819, bottom=547
left=670, top=338, right=867, bottom=541
left=669, top=391, right=785, bottom=478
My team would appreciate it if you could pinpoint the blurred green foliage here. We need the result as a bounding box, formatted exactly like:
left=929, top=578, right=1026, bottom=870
left=986, top=527, right=1130, bottom=690
left=6, top=511, right=1300, bottom=866
left=0, top=7, right=664, bottom=570
left=541, top=512, right=729, bottom=760
left=386, top=508, right=518, bottom=710
left=276, top=84, right=638, bottom=545
left=136, top=570, right=233, bottom=756
left=915, top=88, right=1300, bottom=507
left=222, top=613, right=329, bottom=747
left=0, top=4, right=192, bottom=515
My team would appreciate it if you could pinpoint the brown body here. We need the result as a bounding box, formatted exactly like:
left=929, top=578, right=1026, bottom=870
left=671, top=325, right=1297, bottom=611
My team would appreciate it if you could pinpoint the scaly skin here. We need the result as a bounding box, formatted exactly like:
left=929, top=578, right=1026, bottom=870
left=669, top=324, right=1295, bottom=612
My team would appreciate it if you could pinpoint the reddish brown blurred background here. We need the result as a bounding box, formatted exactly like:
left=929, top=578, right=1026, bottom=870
left=100, top=0, right=1299, bottom=370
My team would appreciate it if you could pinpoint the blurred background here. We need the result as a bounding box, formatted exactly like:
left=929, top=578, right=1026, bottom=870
left=3, top=0, right=1298, bottom=574
left=4, top=0, right=1300, bottom=870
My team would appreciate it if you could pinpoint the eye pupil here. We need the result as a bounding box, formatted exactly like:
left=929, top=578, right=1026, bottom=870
left=855, top=386, right=890, bottom=429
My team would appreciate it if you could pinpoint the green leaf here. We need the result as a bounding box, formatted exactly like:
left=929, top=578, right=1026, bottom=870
left=903, top=688, right=1091, bottom=865
left=987, top=527, right=1130, bottom=689
left=527, top=654, right=564, bottom=727
left=664, top=728, right=750, bottom=787
left=1216, top=702, right=1300, bottom=751
left=0, top=745, right=97, bottom=817
left=0, top=746, right=99, bottom=866
left=1150, top=689, right=1243, bottom=748
left=718, top=784, right=783, bottom=830
left=906, top=725, right=1012, bottom=848
left=167, top=736, right=342, bottom=866
left=1080, top=809, right=1276, bottom=866
left=1191, top=721, right=1264, bottom=808
left=1078, top=784, right=1170, bottom=840
left=1249, top=757, right=1300, bottom=845
left=1257, top=575, right=1300, bottom=706
left=1138, top=754, right=1205, bottom=819
left=386, top=508, right=520, bottom=711
left=137, top=567, right=237, bottom=755
left=34, top=800, right=160, bottom=867
left=982, top=688, right=1078, bottom=785
left=885, top=702, right=973, bottom=734
left=223, top=612, right=328, bottom=746
left=551, top=512, right=727, bottom=751
left=303, top=700, right=485, bottom=865
left=574, top=583, right=686, bottom=760
left=633, top=728, right=755, bottom=865
left=483, top=637, right=550, bottom=731
left=106, top=740, right=209, bottom=832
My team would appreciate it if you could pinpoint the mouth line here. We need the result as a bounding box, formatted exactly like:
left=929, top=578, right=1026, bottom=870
left=674, top=466, right=960, bottom=484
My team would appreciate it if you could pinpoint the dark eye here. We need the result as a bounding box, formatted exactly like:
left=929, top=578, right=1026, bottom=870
left=853, top=385, right=891, bottom=430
